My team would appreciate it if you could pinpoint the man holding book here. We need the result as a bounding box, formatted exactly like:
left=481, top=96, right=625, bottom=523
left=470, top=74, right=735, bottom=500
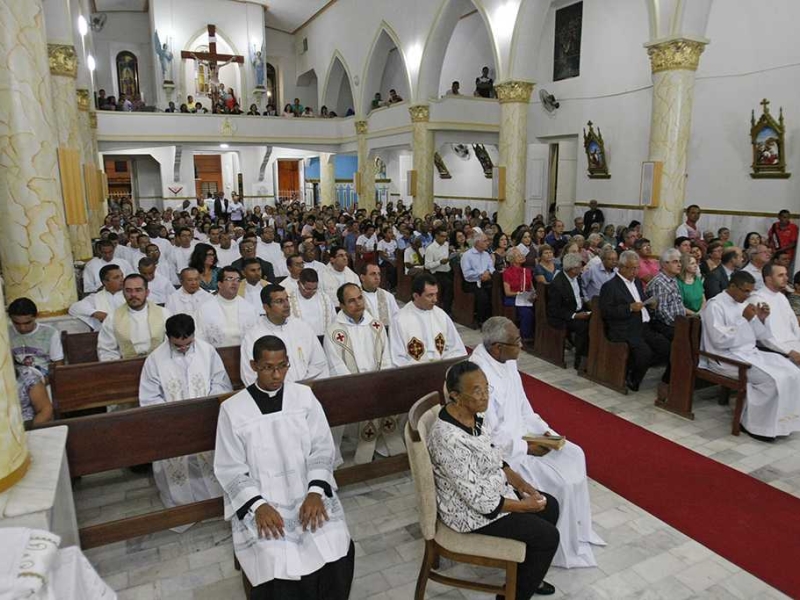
left=469, top=317, right=605, bottom=568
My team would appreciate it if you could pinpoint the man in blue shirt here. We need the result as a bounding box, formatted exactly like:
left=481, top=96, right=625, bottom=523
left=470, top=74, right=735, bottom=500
left=582, top=247, right=618, bottom=300
left=460, top=233, right=495, bottom=325
left=545, top=220, right=569, bottom=256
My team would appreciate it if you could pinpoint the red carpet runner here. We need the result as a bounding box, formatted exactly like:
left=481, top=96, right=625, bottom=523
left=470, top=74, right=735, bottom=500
left=521, top=373, right=800, bottom=597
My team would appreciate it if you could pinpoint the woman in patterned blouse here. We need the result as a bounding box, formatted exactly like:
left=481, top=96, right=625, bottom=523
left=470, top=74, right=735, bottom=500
left=427, top=361, right=559, bottom=598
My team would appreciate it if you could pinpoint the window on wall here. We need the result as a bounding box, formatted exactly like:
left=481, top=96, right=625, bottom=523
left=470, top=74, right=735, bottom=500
left=199, top=182, right=219, bottom=197
left=553, top=2, right=582, bottom=81
left=116, top=51, right=140, bottom=99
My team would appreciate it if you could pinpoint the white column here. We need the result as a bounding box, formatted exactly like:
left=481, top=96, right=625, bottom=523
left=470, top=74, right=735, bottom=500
left=409, top=105, right=434, bottom=218
left=320, top=153, right=336, bottom=207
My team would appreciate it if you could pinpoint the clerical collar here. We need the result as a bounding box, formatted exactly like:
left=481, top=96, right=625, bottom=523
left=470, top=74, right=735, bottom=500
left=255, top=382, right=282, bottom=397
left=363, top=288, right=377, bottom=294
left=218, top=294, right=237, bottom=304
left=246, top=383, right=284, bottom=414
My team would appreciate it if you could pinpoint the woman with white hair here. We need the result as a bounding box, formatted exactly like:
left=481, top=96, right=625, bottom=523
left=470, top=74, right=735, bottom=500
left=503, top=247, right=536, bottom=341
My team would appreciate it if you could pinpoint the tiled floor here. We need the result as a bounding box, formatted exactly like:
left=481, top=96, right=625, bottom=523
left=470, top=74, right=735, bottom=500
left=75, top=322, right=798, bottom=599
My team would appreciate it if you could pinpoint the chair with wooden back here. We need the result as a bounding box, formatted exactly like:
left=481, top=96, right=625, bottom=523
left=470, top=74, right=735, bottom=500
left=531, top=281, right=567, bottom=368
left=580, top=297, right=630, bottom=394
left=61, top=330, right=99, bottom=364
left=451, top=264, right=476, bottom=328
left=396, top=249, right=413, bottom=302
left=405, top=392, right=525, bottom=600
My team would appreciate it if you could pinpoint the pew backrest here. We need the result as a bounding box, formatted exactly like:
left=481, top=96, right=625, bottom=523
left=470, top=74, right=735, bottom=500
left=531, top=281, right=567, bottom=368
left=451, top=263, right=476, bottom=328
left=61, top=331, right=99, bottom=364
left=396, top=249, right=412, bottom=302
left=581, top=296, right=630, bottom=394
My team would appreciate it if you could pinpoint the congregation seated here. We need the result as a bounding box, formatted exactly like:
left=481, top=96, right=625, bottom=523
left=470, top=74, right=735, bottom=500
left=704, top=247, right=744, bottom=300
left=700, top=270, right=800, bottom=440
left=502, top=247, right=535, bottom=341
left=581, top=246, right=617, bottom=300
left=598, top=250, right=670, bottom=392
left=547, top=253, right=590, bottom=370
left=8, top=298, right=64, bottom=381
left=677, top=252, right=705, bottom=315
left=427, top=361, right=559, bottom=597
left=15, top=364, right=52, bottom=428
left=474, top=66, right=495, bottom=98
left=460, top=233, right=495, bottom=326
left=68, top=264, right=125, bottom=331
left=533, top=244, right=558, bottom=284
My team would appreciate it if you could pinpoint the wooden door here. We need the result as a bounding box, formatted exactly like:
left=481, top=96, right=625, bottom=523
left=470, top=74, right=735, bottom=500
left=194, top=154, right=223, bottom=198
left=278, top=160, right=300, bottom=202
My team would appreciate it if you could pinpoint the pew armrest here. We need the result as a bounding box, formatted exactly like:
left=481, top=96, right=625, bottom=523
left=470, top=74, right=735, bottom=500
left=697, top=350, right=751, bottom=381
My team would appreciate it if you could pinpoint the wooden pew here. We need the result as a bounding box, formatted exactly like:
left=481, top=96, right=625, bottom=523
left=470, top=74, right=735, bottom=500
left=37, top=358, right=461, bottom=549
left=579, top=297, right=630, bottom=394
left=451, top=264, right=476, bottom=328
left=531, top=281, right=566, bottom=368
left=656, top=315, right=750, bottom=435
left=491, top=271, right=516, bottom=322
left=49, top=345, right=243, bottom=418
left=61, top=331, right=99, bottom=364
left=395, top=249, right=412, bottom=302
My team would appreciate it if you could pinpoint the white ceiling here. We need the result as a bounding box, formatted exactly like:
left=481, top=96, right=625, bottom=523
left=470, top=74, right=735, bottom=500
left=91, top=0, right=333, bottom=32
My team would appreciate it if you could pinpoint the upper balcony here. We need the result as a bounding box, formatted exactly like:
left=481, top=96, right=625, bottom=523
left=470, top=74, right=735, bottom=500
left=96, top=96, right=501, bottom=151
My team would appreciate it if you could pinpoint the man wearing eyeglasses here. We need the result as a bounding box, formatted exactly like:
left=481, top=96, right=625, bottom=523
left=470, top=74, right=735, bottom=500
left=140, top=314, right=232, bottom=524
left=239, top=284, right=329, bottom=387
left=196, top=266, right=259, bottom=347
left=215, top=335, right=354, bottom=598
left=470, top=316, right=604, bottom=569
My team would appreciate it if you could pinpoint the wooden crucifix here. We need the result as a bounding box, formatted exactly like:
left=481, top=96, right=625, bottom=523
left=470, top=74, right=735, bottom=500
left=181, top=24, right=244, bottom=111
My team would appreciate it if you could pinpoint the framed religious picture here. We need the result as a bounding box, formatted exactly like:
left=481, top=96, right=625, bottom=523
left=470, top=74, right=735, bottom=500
left=751, top=98, right=790, bottom=179
left=115, top=51, right=140, bottom=99
left=583, top=121, right=610, bottom=179
left=473, top=144, right=494, bottom=179
left=554, top=2, right=582, bottom=81
left=433, top=152, right=452, bottom=179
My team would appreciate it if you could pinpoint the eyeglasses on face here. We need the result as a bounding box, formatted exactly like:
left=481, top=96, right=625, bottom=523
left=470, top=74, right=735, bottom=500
left=253, top=362, right=290, bottom=373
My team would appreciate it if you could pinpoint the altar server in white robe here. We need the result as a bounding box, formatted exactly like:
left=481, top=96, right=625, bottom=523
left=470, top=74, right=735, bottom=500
left=700, top=270, right=800, bottom=438
left=321, top=246, right=360, bottom=299
left=324, top=283, right=399, bottom=464
left=139, top=314, right=232, bottom=525
left=166, top=268, right=212, bottom=319
left=196, top=266, right=259, bottom=347
left=97, top=274, right=172, bottom=361
left=288, top=269, right=336, bottom=340
left=390, top=273, right=466, bottom=366
left=470, top=317, right=605, bottom=568
left=749, top=263, right=800, bottom=360
left=240, top=284, right=329, bottom=387
left=282, top=254, right=304, bottom=295
left=138, top=257, right=175, bottom=305
left=359, top=263, right=399, bottom=328
left=215, top=335, right=354, bottom=598
left=68, top=264, right=125, bottom=331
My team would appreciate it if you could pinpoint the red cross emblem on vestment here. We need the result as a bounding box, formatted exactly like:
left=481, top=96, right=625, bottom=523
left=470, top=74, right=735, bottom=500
left=407, top=337, right=425, bottom=361
left=435, top=333, right=446, bottom=355
left=333, top=330, right=348, bottom=346
left=371, top=320, right=382, bottom=331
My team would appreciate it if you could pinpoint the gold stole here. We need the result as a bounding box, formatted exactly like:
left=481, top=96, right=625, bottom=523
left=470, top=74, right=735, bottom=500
left=113, top=302, right=165, bottom=359
left=332, top=319, right=386, bottom=373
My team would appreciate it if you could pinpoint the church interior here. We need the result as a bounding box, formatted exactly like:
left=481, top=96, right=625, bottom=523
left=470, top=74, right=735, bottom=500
left=1, top=0, right=800, bottom=598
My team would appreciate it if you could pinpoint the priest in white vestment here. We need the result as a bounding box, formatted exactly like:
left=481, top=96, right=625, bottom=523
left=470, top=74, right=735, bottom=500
left=139, top=314, right=232, bottom=525
left=390, top=273, right=466, bottom=365
left=165, top=268, right=213, bottom=318
left=301, top=243, right=326, bottom=275
left=240, top=284, right=329, bottom=387
left=215, top=232, right=241, bottom=269
left=359, top=263, right=399, bottom=328
left=324, top=283, right=399, bottom=463
left=215, top=335, right=354, bottom=597
left=749, top=263, right=800, bottom=360
left=256, top=227, right=285, bottom=274
left=97, top=274, right=172, bottom=361
left=171, top=227, right=197, bottom=277
left=321, top=246, right=359, bottom=299
left=281, top=255, right=304, bottom=295
left=470, top=317, right=605, bottom=568
left=238, top=259, right=268, bottom=315
left=138, top=257, right=176, bottom=305
left=700, top=270, right=800, bottom=438
left=68, top=264, right=125, bottom=331
left=288, top=269, right=336, bottom=339
left=196, top=266, right=259, bottom=348
left=83, top=240, right=133, bottom=293
left=144, top=242, right=180, bottom=286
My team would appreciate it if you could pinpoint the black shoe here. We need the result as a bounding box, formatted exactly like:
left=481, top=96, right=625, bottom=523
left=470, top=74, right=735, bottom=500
left=625, top=375, right=640, bottom=392
left=535, top=581, right=556, bottom=595
left=739, top=424, right=775, bottom=443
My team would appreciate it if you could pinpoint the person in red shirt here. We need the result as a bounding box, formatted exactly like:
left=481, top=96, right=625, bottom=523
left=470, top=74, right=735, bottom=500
left=768, top=209, right=798, bottom=262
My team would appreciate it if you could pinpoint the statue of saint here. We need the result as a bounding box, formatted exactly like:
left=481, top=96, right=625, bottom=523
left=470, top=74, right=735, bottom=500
left=153, top=31, right=174, bottom=82
left=251, top=46, right=266, bottom=88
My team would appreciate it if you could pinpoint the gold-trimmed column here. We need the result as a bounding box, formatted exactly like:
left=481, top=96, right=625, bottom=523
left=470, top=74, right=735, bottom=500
left=409, top=105, right=434, bottom=218
left=0, top=0, right=77, bottom=312
left=49, top=43, right=93, bottom=261
left=320, top=153, right=336, bottom=207
left=496, top=80, right=534, bottom=234
left=0, top=277, right=30, bottom=493
left=355, top=120, right=376, bottom=212
left=643, top=38, right=707, bottom=253
left=77, top=90, right=102, bottom=237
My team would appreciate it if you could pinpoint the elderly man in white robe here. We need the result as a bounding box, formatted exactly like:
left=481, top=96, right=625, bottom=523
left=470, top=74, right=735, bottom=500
left=68, top=264, right=125, bottom=331
left=324, top=283, right=397, bottom=464
left=288, top=269, right=336, bottom=342
left=215, top=335, right=354, bottom=599
left=139, top=314, right=232, bottom=529
left=700, top=270, right=800, bottom=440
left=240, top=284, right=329, bottom=387
left=97, top=274, right=171, bottom=361
left=750, top=263, right=800, bottom=360
left=359, top=262, right=399, bottom=328
left=196, top=266, right=259, bottom=347
left=470, top=317, right=605, bottom=568
left=390, top=273, right=466, bottom=366
left=321, top=245, right=359, bottom=299
left=166, top=267, right=213, bottom=319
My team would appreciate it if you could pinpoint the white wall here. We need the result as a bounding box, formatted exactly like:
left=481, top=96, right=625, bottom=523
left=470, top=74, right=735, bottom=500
left=132, top=156, right=163, bottom=211
left=438, top=11, right=495, bottom=98
left=93, top=13, right=156, bottom=104
left=433, top=143, right=497, bottom=214
left=266, top=28, right=298, bottom=110
left=378, top=49, right=408, bottom=99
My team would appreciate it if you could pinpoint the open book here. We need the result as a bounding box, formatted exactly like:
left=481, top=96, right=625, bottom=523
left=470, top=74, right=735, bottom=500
left=522, top=434, right=566, bottom=450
